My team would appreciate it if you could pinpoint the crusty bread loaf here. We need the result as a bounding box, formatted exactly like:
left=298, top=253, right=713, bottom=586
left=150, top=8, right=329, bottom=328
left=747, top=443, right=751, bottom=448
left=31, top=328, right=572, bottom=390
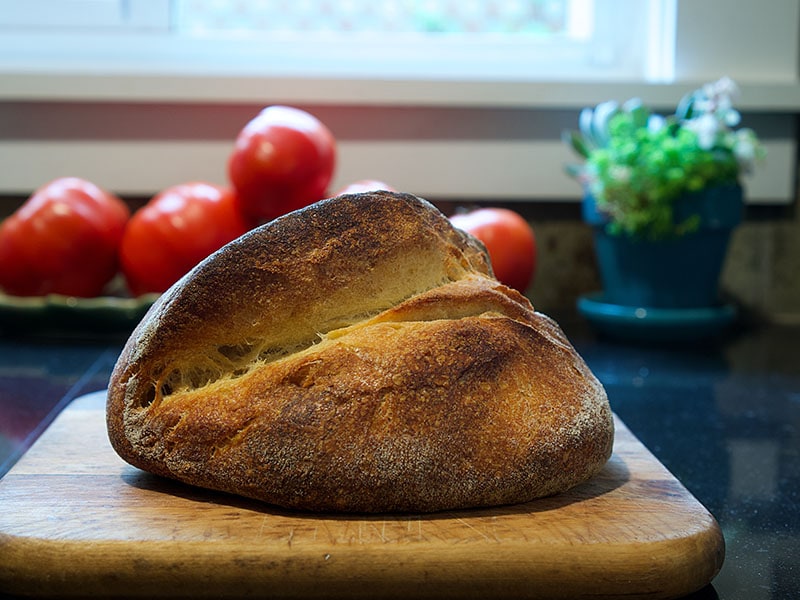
left=107, top=191, right=613, bottom=513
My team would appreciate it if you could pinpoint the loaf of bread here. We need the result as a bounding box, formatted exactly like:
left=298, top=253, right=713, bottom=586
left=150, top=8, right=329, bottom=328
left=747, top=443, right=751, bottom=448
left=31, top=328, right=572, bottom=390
left=107, top=191, right=613, bottom=513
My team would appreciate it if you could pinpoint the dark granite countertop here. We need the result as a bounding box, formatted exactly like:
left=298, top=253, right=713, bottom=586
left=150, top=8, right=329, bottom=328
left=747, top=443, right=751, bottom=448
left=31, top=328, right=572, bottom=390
left=1, top=316, right=798, bottom=599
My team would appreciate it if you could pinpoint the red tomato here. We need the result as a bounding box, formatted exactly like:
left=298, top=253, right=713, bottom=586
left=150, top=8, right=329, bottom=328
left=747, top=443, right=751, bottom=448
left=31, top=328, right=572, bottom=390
left=120, top=182, right=249, bottom=296
left=334, top=179, right=396, bottom=196
left=227, top=105, right=336, bottom=224
left=0, top=177, right=130, bottom=297
left=449, top=208, right=537, bottom=293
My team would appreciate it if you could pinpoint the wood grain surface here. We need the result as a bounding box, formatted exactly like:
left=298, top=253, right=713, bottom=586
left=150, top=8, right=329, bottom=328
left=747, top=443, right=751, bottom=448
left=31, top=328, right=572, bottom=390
left=0, top=391, right=724, bottom=599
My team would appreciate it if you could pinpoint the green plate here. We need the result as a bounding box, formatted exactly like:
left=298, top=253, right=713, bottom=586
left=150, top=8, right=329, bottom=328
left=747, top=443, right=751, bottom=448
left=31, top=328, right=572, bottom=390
left=0, top=292, right=158, bottom=338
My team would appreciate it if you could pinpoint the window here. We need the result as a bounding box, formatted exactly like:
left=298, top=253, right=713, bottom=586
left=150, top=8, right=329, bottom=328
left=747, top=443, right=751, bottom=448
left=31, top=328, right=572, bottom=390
left=178, top=0, right=585, bottom=36
left=0, top=0, right=673, bottom=81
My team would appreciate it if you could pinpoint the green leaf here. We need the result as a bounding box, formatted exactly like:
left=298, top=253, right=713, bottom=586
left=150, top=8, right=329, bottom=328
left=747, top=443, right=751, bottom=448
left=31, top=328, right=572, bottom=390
left=564, top=163, right=584, bottom=179
left=623, top=98, right=650, bottom=129
left=578, top=107, right=598, bottom=149
left=591, top=100, right=620, bottom=147
left=563, top=129, right=591, bottom=159
left=674, top=90, right=696, bottom=120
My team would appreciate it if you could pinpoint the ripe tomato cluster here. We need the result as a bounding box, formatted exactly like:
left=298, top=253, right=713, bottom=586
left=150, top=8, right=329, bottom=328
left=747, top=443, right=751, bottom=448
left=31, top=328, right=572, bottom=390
left=0, top=106, right=340, bottom=297
left=0, top=105, right=536, bottom=298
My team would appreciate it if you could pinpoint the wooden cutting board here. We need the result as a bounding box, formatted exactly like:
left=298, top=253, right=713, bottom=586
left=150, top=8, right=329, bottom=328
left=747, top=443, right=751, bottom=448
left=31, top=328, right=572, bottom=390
left=0, top=391, right=723, bottom=599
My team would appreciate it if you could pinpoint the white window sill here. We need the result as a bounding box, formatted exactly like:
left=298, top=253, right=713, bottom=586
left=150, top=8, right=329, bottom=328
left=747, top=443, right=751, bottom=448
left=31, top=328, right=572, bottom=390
left=1, top=71, right=797, bottom=204
left=3, top=70, right=800, bottom=110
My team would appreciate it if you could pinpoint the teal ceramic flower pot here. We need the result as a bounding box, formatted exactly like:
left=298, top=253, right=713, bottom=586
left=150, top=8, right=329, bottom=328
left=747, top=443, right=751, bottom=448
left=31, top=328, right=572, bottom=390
left=583, top=184, right=743, bottom=309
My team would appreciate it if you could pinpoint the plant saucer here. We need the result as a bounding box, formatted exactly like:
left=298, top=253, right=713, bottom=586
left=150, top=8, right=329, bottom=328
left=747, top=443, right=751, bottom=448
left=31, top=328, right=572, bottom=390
left=577, top=292, right=737, bottom=343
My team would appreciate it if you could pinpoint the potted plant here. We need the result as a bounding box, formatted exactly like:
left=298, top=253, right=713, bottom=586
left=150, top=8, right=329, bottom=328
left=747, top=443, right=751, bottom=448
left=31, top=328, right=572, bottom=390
left=564, top=77, right=765, bottom=339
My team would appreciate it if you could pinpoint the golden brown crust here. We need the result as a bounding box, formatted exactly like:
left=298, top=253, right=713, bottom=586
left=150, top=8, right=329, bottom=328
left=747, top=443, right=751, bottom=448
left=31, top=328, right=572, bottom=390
left=107, top=191, right=613, bottom=513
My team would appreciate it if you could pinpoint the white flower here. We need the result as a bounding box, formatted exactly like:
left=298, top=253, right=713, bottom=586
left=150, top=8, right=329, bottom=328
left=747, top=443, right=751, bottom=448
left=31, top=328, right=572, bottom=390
left=647, top=114, right=666, bottom=133
left=708, top=76, right=740, bottom=100
left=684, top=113, right=719, bottom=149
left=692, top=97, right=714, bottom=114
left=694, top=77, right=741, bottom=129
left=702, top=77, right=739, bottom=107
left=723, top=109, right=741, bottom=127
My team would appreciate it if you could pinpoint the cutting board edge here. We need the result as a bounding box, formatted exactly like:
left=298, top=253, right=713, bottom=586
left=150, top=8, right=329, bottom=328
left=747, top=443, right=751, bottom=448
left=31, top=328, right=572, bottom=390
left=1, top=519, right=725, bottom=600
